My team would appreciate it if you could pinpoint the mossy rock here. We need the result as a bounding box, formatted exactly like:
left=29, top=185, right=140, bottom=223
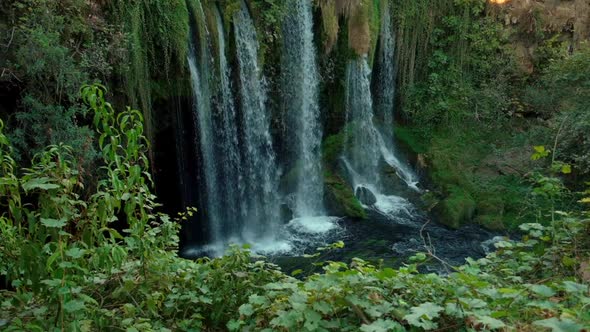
left=322, top=132, right=346, bottom=168
left=475, top=215, right=505, bottom=231
left=324, top=171, right=367, bottom=219
left=474, top=196, right=506, bottom=231
left=476, top=196, right=505, bottom=216
left=437, top=189, right=476, bottom=229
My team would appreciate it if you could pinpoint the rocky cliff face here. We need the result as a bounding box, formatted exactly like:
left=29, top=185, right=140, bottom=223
left=492, top=0, right=590, bottom=73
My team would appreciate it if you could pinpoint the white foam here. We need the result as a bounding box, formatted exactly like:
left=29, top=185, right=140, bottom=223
left=374, top=194, right=412, bottom=215
left=288, top=216, right=341, bottom=234
left=251, top=238, right=293, bottom=255
left=184, top=216, right=344, bottom=258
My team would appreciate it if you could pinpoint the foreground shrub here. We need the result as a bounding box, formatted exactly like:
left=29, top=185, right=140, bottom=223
left=1, top=85, right=588, bottom=331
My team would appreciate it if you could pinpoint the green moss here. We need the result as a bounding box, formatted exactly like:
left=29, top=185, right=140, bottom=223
left=112, top=0, right=190, bottom=143
left=394, top=126, right=428, bottom=154
left=411, top=122, right=537, bottom=230
left=474, top=195, right=506, bottom=231
left=321, top=127, right=368, bottom=219
left=318, top=0, right=339, bottom=53
left=437, top=187, right=475, bottom=229
left=322, top=132, right=346, bottom=168
left=475, top=215, right=505, bottom=231
left=324, top=170, right=367, bottom=219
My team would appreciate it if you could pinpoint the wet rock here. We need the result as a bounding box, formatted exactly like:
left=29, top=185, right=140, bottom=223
left=280, top=203, right=294, bottom=224
left=481, top=236, right=508, bottom=255
left=355, top=186, right=377, bottom=206
left=324, top=172, right=367, bottom=219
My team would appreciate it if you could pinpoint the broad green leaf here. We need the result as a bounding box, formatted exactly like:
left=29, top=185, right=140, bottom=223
left=404, top=302, right=443, bottom=330
left=360, top=319, right=403, bottom=332
left=41, top=279, right=62, bottom=287
left=409, top=252, right=427, bottom=262
left=475, top=315, right=506, bottom=329
left=248, top=294, right=267, bottom=306
left=562, top=281, right=588, bottom=294
left=41, top=218, right=67, bottom=228
left=291, top=269, right=303, bottom=276
left=226, top=320, right=242, bottom=331
left=530, top=284, right=556, bottom=298
left=22, top=177, right=60, bottom=191
left=65, top=248, right=86, bottom=259
left=239, top=303, right=254, bottom=317
left=376, top=268, right=396, bottom=280
left=561, top=164, right=572, bottom=174
left=533, top=318, right=583, bottom=332
left=63, top=300, right=85, bottom=313
left=313, top=301, right=332, bottom=314
left=303, top=309, right=322, bottom=330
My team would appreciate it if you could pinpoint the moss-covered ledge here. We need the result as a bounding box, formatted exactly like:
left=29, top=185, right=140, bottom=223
left=321, top=131, right=367, bottom=219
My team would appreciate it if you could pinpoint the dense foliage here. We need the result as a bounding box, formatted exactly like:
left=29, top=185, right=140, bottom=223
left=391, top=0, right=590, bottom=231
left=1, top=86, right=589, bottom=331
left=0, top=0, right=114, bottom=168
left=1, top=1, right=590, bottom=330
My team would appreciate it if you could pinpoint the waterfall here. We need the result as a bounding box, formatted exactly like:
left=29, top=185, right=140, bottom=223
left=374, top=2, right=396, bottom=140
left=233, top=1, right=282, bottom=242
left=344, top=58, right=383, bottom=188
left=282, top=0, right=325, bottom=218
left=188, top=2, right=223, bottom=242
left=213, top=6, right=247, bottom=238
left=187, top=1, right=282, bottom=254
left=345, top=57, right=420, bottom=192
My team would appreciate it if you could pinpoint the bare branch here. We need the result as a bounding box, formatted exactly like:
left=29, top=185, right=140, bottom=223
left=2, top=28, right=15, bottom=49
left=419, top=219, right=456, bottom=274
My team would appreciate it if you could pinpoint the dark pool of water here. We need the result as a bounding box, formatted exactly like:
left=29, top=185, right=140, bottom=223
left=267, top=208, right=503, bottom=275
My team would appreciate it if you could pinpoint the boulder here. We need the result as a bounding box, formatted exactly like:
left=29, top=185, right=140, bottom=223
left=324, top=171, right=367, bottom=219
left=436, top=188, right=476, bottom=229
left=355, top=185, right=377, bottom=206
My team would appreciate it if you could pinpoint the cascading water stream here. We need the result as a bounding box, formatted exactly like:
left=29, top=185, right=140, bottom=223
left=213, top=6, right=247, bottom=235
left=232, top=1, right=282, bottom=243
left=345, top=56, right=419, bottom=192
left=374, top=2, right=396, bottom=140
left=344, top=57, right=419, bottom=219
left=281, top=0, right=325, bottom=218
left=180, top=0, right=497, bottom=264
left=344, top=58, right=383, bottom=189
left=179, top=1, right=497, bottom=266
left=372, top=4, right=420, bottom=191
left=188, top=2, right=223, bottom=243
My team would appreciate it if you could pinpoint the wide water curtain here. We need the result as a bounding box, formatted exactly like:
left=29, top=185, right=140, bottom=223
left=282, top=0, right=325, bottom=218
left=188, top=0, right=281, bottom=251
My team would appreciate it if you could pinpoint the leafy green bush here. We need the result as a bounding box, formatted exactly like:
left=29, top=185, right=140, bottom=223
left=545, top=44, right=590, bottom=175
left=1, top=85, right=589, bottom=331
left=396, top=0, right=511, bottom=127
left=2, top=0, right=116, bottom=170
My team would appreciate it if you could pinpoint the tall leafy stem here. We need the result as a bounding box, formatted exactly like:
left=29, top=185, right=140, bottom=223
left=82, top=84, right=158, bottom=267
